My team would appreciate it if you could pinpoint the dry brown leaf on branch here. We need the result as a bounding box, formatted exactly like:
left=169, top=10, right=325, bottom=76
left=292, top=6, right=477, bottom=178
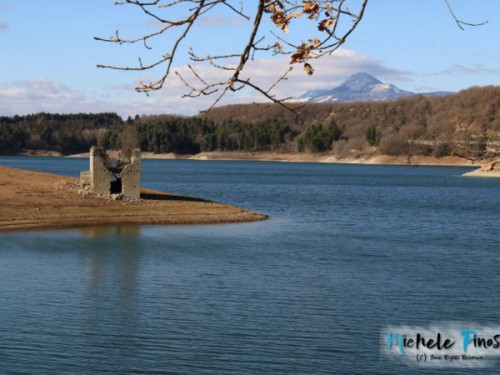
left=303, top=63, right=314, bottom=76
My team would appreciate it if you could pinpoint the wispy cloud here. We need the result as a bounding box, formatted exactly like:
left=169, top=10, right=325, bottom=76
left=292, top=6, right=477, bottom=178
left=0, top=50, right=411, bottom=117
left=241, top=50, right=412, bottom=94
left=197, top=15, right=246, bottom=27
left=0, top=79, right=197, bottom=118
left=0, top=1, right=10, bottom=31
left=0, top=80, right=99, bottom=114
left=435, top=63, right=498, bottom=76
left=414, top=86, right=438, bottom=93
left=145, top=15, right=246, bottom=30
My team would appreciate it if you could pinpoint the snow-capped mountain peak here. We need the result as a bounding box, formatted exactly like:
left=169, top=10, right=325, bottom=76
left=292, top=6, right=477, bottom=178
left=295, top=73, right=414, bottom=103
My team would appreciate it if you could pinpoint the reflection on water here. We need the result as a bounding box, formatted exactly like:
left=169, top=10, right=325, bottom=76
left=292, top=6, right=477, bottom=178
left=82, top=231, right=141, bottom=369
left=79, top=225, right=142, bottom=238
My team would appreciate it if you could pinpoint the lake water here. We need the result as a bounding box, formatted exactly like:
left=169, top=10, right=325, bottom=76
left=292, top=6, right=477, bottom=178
left=0, top=156, right=499, bottom=374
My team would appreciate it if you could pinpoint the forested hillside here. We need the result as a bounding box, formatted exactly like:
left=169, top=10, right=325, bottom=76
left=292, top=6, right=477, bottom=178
left=1, top=86, right=498, bottom=160
left=202, top=86, right=500, bottom=158
left=0, top=113, right=123, bottom=154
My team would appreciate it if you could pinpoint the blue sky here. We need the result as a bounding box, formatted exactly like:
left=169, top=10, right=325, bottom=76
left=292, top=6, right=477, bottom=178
left=0, top=0, right=499, bottom=117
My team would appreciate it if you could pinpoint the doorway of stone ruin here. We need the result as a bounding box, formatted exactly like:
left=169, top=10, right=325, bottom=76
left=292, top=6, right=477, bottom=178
left=110, top=174, right=122, bottom=195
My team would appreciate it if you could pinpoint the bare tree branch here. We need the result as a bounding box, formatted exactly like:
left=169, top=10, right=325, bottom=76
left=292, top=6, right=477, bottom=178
left=444, top=0, right=488, bottom=30
left=96, top=0, right=488, bottom=112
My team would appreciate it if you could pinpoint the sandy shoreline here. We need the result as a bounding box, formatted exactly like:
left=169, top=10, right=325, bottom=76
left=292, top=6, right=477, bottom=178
left=461, top=166, right=500, bottom=178
left=20, top=149, right=480, bottom=167
left=187, top=152, right=479, bottom=167
left=0, top=166, right=268, bottom=233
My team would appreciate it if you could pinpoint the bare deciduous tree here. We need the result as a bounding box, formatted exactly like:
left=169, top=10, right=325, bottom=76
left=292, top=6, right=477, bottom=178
left=118, top=125, right=140, bottom=161
left=96, top=0, right=486, bottom=111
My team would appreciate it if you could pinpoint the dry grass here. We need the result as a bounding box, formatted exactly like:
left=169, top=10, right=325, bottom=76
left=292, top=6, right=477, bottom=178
left=0, top=166, right=268, bottom=233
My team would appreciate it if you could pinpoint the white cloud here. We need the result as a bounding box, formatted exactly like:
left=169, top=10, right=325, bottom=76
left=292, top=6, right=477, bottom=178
left=0, top=50, right=411, bottom=117
left=197, top=15, right=246, bottom=26
left=232, top=49, right=411, bottom=97
left=0, top=79, right=206, bottom=118
left=108, top=49, right=411, bottom=115
left=435, top=63, right=498, bottom=76
left=0, top=80, right=101, bottom=115
left=146, top=15, right=246, bottom=29
left=0, top=21, right=7, bottom=31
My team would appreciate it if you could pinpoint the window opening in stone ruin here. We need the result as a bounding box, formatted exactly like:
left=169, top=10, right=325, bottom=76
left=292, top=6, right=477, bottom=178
left=110, top=174, right=122, bottom=195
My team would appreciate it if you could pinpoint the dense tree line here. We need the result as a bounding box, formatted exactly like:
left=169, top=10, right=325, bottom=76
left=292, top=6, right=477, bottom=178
left=0, top=113, right=123, bottom=154
left=0, top=86, right=498, bottom=159
left=0, top=113, right=296, bottom=155
left=297, top=121, right=343, bottom=152
left=135, top=118, right=295, bottom=154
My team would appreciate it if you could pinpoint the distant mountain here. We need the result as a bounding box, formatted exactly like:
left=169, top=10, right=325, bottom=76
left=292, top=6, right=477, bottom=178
left=295, top=72, right=452, bottom=103
left=419, top=91, right=455, bottom=97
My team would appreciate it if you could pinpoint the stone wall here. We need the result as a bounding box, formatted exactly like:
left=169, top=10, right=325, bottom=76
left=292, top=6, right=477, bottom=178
left=90, top=147, right=113, bottom=197
left=120, top=149, right=141, bottom=200
left=80, top=171, right=91, bottom=188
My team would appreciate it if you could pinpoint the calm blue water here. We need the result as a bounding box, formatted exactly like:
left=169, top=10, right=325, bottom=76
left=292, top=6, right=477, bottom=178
left=0, top=156, right=499, bottom=374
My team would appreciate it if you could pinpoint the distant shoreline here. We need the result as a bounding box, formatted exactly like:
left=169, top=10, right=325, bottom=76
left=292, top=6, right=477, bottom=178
left=8, top=150, right=499, bottom=178
left=16, top=149, right=479, bottom=167
left=0, top=166, right=268, bottom=233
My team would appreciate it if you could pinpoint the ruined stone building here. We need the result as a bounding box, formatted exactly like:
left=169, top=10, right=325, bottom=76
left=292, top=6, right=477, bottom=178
left=80, top=147, right=141, bottom=200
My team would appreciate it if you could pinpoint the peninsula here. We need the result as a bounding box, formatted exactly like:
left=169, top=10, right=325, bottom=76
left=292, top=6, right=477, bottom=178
left=0, top=166, right=268, bottom=233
